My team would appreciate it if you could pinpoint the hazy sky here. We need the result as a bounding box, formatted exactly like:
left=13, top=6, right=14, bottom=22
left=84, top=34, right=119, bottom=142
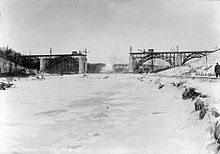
left=0, top=0, right=220, bottom=63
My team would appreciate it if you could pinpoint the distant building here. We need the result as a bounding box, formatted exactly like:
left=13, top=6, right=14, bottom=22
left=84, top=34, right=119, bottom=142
left=87, top=63, right=106, bottom=73
left=112, top=64, right=129, bottom=73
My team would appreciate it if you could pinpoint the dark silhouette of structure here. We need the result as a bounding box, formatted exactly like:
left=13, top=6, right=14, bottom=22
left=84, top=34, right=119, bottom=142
left=87, top=63, right=105, bottom=73
left=21, top=51, right=87, bottom=74
left=112, top=64, right=129, bottom=73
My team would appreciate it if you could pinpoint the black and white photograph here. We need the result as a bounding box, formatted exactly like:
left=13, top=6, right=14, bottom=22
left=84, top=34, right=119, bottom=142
left=0, top=0, right=220, bottom=153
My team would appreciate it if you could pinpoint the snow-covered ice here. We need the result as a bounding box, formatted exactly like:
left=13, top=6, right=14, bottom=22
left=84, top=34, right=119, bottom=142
left=1, top=74, right=219, bottom=154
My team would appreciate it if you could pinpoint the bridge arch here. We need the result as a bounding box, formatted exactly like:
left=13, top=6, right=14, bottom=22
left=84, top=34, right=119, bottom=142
left=181, top=52, right=206, bottom=65
left=134, top=54, right=175, bottom=71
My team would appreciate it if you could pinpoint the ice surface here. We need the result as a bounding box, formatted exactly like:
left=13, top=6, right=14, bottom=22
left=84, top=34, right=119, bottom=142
left=1, top=74, right=218, bottom=154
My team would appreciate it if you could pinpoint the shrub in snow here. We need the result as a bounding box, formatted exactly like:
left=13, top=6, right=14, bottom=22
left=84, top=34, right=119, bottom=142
left=199, top=107, right=207, bottom=120
left=0, top=81, right=14, bottom=90
left=182, top=87, right=201, bottom=100
left=200, top=94, right=208, bottom=98
left=79, top=74, right=88, bottom=79
left=193, top=98, right=211, bottom=120
left=214, top=120, right=220, bottom=144
left=0, top=83, right=6, bottom=90
left=210, top=108, right=220, bottom=118
left=36, top=74, right=45, bottom=80
left=194, top=98, right=205, bottom=111
left=171, top=80, right=187, bottom=88
left=159, top=83, right=164, bottom=89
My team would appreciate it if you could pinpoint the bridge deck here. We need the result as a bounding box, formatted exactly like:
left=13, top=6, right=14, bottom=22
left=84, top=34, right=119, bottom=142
left=22, top=53, right=86, bottom=58
left=130, top=50, right=216, bottom=55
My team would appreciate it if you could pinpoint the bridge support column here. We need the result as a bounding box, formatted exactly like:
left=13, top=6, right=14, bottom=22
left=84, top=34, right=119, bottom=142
left=129, top=54, right=135, bottom=73
left=78, top=56, right=87, bottom=74
left=175, top=46, right=182, bottom=66
left=85, top=60, right=87, bottom=73
left=176, top=53, right=182, bottom=66
left=40, top=57, right=46, bottom=72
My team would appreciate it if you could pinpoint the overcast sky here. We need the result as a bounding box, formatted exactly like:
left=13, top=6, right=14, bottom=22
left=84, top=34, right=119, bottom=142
left=0, top=0, right=220, bottom=63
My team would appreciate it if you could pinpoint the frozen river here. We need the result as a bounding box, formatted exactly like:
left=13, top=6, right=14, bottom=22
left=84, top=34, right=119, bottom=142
left=0, top=74, right=212, bottom=153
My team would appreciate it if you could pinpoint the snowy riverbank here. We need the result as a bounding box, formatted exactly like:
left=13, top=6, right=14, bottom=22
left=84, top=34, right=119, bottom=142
left=0, top=74, right=220, bottom=154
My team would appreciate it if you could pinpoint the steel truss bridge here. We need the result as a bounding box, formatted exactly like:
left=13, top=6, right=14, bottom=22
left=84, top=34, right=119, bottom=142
left=21, top=52, right=87, bottom=74
left=129, top=48, right=220, bottom=72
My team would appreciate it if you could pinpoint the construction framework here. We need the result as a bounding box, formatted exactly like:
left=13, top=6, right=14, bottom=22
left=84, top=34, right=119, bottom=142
left=22, top=52, right=87, bottom=74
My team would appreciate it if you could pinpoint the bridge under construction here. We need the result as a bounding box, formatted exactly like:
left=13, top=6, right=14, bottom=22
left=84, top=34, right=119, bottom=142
left=21, top=49, right=87, bottom=74
left=129, top=46, right=220, bottom=73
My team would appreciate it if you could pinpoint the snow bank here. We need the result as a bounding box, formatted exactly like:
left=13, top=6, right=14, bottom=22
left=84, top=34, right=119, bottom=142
left=156, top=66, right=193, bottom=76
left=190, top=50, right=220, bottom=73
left=179, top=85, right=220, bottom=153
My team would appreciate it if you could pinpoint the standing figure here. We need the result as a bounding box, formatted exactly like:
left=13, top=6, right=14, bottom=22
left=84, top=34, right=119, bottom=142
left=214, top=62, right=220, bottom=78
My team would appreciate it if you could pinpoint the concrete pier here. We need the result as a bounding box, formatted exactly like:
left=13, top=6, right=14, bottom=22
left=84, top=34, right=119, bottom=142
left=78, top=56, right=87, bottom=74
left=175, top=46, right=182, bottom=66
left=176, top=53, right=182, bottom=66
left=128, top=54, right=135, bottom=73
left=128, top=46, right=135, bottom=73
left=40, top=57, right=46, bottom=72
